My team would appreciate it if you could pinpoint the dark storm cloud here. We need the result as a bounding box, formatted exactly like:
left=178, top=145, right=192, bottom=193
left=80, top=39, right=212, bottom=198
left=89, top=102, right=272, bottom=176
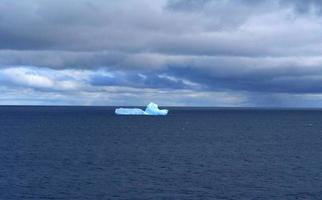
left=0, top=0, right=295, bottom=53
left=165, top=66, right=322, bottom=94
left=0, top=0, right=321, bottom=55
left=1, top=0, right=322, bottom=106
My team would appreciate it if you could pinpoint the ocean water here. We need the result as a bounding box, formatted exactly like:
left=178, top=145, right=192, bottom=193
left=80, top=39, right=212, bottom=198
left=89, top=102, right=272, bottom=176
left=1, top=106, right=322, bottom=199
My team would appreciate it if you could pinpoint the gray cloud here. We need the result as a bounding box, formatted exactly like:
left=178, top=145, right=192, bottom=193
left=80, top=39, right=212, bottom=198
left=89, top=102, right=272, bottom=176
left=0, top=0, right=321, bottom=57
left=281, top=0, right=322, bottom=14
left=1, top=0, right=322, bottom=106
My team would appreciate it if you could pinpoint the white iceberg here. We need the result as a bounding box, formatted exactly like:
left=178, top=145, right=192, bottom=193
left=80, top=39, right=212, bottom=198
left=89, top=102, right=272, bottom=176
left=144, top=102, right=168, bottom=115
left=115, top=102, right=168, bottom=115
left=114, top=108, right=146, bottom=115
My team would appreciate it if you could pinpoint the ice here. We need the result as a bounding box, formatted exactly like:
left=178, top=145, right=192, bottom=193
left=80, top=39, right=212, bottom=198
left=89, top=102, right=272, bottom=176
left=115, top=108, right=146, bottom=115
left=144, top=102, right=168, bottom=115
left=115, top=102, right=168, bottom=115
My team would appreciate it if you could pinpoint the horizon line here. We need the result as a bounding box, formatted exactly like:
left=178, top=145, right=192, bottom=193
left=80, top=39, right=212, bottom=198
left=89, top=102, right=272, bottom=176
left=1, top=104, right=322, bottom=110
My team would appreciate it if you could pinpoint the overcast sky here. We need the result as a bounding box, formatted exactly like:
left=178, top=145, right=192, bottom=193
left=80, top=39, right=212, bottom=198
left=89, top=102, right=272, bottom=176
left=1, top=0, right=322, bottom=106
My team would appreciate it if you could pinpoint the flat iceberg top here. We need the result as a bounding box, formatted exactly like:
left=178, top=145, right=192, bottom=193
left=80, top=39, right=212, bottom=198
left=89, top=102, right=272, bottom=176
left=115, top=108, right=146, bottom=115
left=115, top=102, right=168, bottom=115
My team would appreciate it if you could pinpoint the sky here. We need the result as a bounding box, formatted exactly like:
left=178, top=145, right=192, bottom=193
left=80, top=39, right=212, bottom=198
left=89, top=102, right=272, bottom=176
left=1, top=0, right=322, bottom=106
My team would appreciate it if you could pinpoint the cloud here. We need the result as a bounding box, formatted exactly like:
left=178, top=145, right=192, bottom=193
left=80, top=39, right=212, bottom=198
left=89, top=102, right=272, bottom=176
left=281, top=0, right=322, bottom=14
left=1, top=0, right=319, bottom=56
left=1, top=68, right=54, bottom=88
left=0, top=67, right=84, bottom=91
left=1, top=0, right=322, bottom=106
left=0, top=66, right=247, bottom=106
left=0, top=66, right=322, bottom=107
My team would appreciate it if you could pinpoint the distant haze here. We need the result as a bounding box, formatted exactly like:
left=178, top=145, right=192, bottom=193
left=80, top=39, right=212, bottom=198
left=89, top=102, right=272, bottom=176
left=1, top=0, right=322, bottom=106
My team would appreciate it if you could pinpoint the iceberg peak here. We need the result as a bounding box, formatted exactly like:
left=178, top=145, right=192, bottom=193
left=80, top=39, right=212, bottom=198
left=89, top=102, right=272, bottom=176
left=115, top=102, right=168, bottom=115
left=145, top=102, right=168, bottom=115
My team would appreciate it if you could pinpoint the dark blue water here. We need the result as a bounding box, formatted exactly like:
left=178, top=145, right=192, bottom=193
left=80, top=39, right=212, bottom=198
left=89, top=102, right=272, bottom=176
left=1, top=107, right=322, bottom=199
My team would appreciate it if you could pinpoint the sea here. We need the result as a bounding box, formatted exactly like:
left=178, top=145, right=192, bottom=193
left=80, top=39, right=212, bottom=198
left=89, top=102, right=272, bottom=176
left=1, top=106, right=322, bottom=200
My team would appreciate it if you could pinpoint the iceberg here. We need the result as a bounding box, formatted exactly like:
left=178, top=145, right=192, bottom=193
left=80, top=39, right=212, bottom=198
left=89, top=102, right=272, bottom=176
left=144, top=102, right=168, bottom=115
left=115, top=102, right=168, bottom=116
left=114, top=108, right=146, bottom=115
